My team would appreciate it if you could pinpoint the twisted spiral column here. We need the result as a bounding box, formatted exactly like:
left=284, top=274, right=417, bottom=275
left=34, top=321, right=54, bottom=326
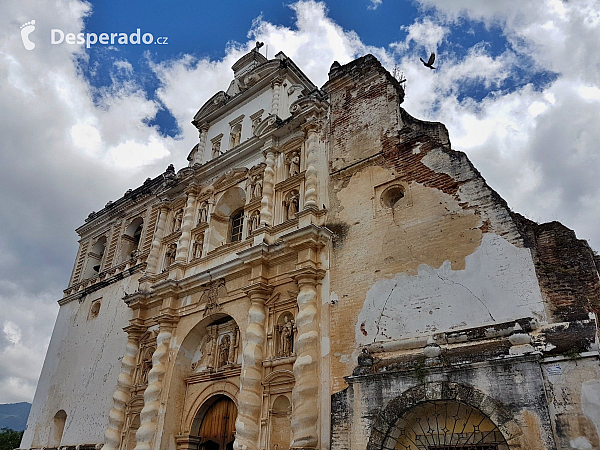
left=303, top=123, right=320, bottom=209
left=134, top=318, right=175, bottom=450
left=233, top=287, right=270, bottom=450
left=145, top=202, right=169, bottom=275
left=259, top=149, right=276, bottom=227
left=291, top=273, right=320, bottom=449
left=176, top=187, right=198, bottom=263
left=271, top=79, right=281, bottom=116
left=103, top=325, right=143, bottom=450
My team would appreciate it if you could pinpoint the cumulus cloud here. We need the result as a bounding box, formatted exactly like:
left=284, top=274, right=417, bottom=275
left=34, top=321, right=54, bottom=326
left=1, top=0, right=598, bottom=403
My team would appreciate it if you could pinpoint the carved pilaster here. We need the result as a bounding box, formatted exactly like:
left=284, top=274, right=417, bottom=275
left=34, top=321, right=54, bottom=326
left=145, top=202, right=169, bottom=275
left=134, top=316, right=177, bottom=450
left=303, top=121, right=321, bottom=209
left=234, top=286, right=271, bottom=450
left=103, top=324, right=144, bottom=450
left=259, top=147, right=277, bottom=227
left=290, top=273, right=320, bottom=450
left=271, top=79, right=281, bottom=116
left=176, top=187, right=198, bottom=263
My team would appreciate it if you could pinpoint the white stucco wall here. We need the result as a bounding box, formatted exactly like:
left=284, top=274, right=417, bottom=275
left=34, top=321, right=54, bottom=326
left=356, top=233, right=547, bottom=345
left=21, top=276, right=136, bottom=447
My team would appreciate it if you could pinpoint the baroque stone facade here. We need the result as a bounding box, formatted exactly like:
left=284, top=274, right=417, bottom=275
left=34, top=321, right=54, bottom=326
left=21, top=50, right=600, bottom=450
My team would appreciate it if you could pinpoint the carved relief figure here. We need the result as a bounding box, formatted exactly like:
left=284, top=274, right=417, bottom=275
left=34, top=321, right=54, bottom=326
left=140, top=347, right=154, bottom=385
left=173, top=209, right=183, bottom=232
left=198, top=201, right=209, bottom=223
left=230, top=124, right=242, bottom=148
left=163, top=243, right=177, bottom=270
left=251, top=174, right=263, bottom=199
left=287, top=151, right=300, bottom=178
left=192, top=233, right=204, bottom=259
left=212, top=140, right=221, bottom=159
left=279, top=317, right=295, bottom=357
left=284, top=191, right=299, bottom=221
left=218, top=335, right=230, bottom=367
left=249, top=210, right=260, bottom=234
left=251, top=116, right=261, bottom=135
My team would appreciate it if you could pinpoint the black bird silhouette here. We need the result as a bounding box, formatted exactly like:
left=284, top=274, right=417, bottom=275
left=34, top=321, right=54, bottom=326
left=420, top=52, right=436, bottom=69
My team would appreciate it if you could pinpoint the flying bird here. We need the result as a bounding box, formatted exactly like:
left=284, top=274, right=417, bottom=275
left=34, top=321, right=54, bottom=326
left=420, top=52, right=436, bottom=70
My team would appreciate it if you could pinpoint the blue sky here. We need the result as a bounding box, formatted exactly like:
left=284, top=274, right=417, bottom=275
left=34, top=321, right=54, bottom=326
left=1, top=0, right=600, bottom=403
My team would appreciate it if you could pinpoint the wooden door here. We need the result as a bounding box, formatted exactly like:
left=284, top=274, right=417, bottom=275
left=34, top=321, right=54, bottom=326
left=199, top=397, right=237, bottom=450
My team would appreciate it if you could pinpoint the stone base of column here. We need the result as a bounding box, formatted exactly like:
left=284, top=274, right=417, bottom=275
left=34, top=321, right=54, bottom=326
left=175, top=435, right=201, bottom=450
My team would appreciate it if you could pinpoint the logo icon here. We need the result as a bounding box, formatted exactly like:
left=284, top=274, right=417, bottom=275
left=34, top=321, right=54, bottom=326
left=20, top=20, right=36, bottom=50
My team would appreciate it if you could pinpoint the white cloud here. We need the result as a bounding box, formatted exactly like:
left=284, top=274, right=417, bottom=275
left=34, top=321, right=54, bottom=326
left=368, top=0, right=382, bottom=11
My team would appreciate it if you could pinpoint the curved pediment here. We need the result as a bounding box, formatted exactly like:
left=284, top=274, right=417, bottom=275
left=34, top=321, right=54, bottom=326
left=193, top=91, right=230, bottom=124
left=254, top=114, right=282, bottom=138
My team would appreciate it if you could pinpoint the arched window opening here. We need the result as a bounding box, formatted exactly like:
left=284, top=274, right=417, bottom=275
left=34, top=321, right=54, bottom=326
left=84, top=236, right=108, bottom=279
left=121, top=217, right=144, bottom=262
left=230, top=209, right=244, bottom=243
left=49, top=409, right=67, bottom=447
left=381, top=400, right=508, bottom=450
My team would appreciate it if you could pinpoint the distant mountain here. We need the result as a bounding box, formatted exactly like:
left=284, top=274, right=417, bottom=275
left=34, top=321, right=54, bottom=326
left=0, top=402, right=31, bottom=431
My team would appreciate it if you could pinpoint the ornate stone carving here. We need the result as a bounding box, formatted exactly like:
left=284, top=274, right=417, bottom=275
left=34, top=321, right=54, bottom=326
left=284, top=190, right=300, bottom=221
left=278, top=315, right=295, bottom=358
left=198, top=201, right=209, bottom=224
left=173, top=209, right=183, bottom=232
left=201, top=278, right=227, bottom=316
left=134, top=319, right=176, bottom=450
left=249, top=174, right=263, bottom=200
left=259, top=148, right=277, bottom=227
left=249, top=210, right=260, bottom=235
left=163, top=243, right=176, bottom=271
left=290, top=273, right=320, bottom=449
left=287, top=151, right=300, bottom=178
left=192, top=233, right=204, bottom=260
left=234, top=287, right=270, bottom=450
left=103, top=325, right=143, bottom=450
left=176, top=189, right=198, bottom=264
left=302, top=118, right=323, bottom=209
left=218, top=335, right=230, bottom=367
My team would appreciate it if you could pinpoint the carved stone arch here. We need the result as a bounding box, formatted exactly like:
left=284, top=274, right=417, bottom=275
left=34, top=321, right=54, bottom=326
left=262, top=369, right=295, bottom=386
left=183, top=381, right=240, bottom=435
left=366, top=381, right=522, bottom=450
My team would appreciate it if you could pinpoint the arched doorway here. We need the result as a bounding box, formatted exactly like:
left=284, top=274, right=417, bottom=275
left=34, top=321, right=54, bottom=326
left=385, top=400, right=509, bottom=449
left=196, top=396, right=237, bottom=450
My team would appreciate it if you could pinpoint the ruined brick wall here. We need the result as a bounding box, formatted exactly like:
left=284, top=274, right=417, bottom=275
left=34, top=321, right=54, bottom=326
left=514, top=214, right=600, bottom=322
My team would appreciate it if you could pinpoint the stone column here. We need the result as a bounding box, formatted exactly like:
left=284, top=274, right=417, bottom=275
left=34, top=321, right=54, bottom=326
left=134, top=316, right=176, bottom=450
left=104, top=323, right=144, bottom=450
left=194, top=126, right=208, bottom=165
left=176, top=186, right=198, bottom=263
left=145, top=202, right=169, bottom=275
left=271, top=79, right=281, bottom=116
left=234, top=286, right=271, bottom=450
left=259, top=146, right=277, bottom=227
left=303, top=121, right=321, bottom=209
left=290, top=272, right=320, bottom=450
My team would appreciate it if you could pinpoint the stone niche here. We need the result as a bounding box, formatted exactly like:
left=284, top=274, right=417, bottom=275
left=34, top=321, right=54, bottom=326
left=190, top=318, right=240, bottom=373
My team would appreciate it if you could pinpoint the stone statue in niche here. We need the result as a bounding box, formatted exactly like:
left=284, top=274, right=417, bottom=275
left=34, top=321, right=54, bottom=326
left=212, top=140, right=221, bottom=159
left=173, top=209, right=183, bottom=232
left=284, top=191, right=299, bottom=221
left=249, top=211, right=260, bottom=234
left=192, top=234, right=204, bottom=259
left=230, top=125, right=241, bottom=148
left=163, top=243, right=177, bottom=270
left=287, top=151, right=300, bottom=178
left=218, top=335, right=230, bottom=367
left=250, top=174, right=263, bottom=199
left=278, top=316, right=295, bottom=357
left=140, top=347, right=154, bottom=384
left=198, top=201, right=209, bottom=224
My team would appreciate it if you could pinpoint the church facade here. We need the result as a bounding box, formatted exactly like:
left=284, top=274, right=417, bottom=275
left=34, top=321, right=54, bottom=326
left=21, top=49, right=600, bottom=450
